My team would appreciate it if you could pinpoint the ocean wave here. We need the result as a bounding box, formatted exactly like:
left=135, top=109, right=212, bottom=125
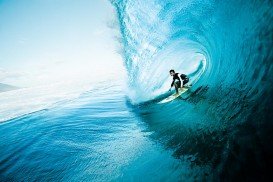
left=112, top=0, right=273, bottom=179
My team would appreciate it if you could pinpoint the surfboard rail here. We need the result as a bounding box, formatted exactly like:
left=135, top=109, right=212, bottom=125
left=158, top=87, right=190, bottom=104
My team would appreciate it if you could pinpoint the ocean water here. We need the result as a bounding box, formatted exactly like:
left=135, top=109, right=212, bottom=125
left=111, top=0, right=273, bottom=180
left=0, top=79, right=199, bottom=181
left=1, top=0, right=273, bottom=181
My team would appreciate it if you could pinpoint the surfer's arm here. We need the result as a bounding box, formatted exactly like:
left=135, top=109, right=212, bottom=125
left=169, top=80, right=175, bottom=91
left=171, top=80, right=175, bottom=87
left=179, top=75, right=184, bottom=81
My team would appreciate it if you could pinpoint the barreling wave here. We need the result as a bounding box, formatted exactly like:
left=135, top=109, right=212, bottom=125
left=111, top=0, right=273, bottom=180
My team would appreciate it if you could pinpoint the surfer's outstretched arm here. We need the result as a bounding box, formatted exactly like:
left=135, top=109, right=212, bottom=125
left=169, top=81, right=174, bottom=91
left=171, top=79, right=175, bottom=87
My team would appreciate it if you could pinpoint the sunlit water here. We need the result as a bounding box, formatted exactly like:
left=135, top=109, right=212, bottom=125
left=0, top=79, right=202, bottom=181
left=1, top=0, right=273, bottom=181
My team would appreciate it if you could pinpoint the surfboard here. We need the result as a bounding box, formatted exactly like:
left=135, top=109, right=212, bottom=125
left=159, top=87, right=190, bottom=104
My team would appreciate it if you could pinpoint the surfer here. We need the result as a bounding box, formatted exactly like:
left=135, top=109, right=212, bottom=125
left=169, top=69, right=189, bottom=94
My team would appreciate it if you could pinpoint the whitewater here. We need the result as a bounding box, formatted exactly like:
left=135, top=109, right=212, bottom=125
left=1, top=0, right=273, bottom=181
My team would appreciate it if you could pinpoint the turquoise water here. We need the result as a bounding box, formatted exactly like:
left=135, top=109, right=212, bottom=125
left=1, top=0, right=273, bottom=181
left=112, top=0, right=273, bottom=179
left=0, top=80, right=205, bottom=181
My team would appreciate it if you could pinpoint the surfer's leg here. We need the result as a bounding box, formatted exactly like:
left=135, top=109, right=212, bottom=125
left=174, top=81, right=181, bottom=93
left=174, top=83, right=178, bottom=93
left=183, top=79, right=189, bottom=86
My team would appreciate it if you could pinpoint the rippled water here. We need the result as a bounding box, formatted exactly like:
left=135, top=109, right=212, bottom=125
left=1, top=0, right=273, bottom=181
left=0, top=80, right=200, bottom=181
left=112, top=0, right=273, bottom=180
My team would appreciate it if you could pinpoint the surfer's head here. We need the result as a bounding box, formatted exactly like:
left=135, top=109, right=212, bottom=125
left=169, top=69, right=175, bottom=76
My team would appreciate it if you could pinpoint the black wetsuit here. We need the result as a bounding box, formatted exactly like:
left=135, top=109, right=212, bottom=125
left=171, top=73, right=189, bottom=93
left=180, top=74, right=189, bottom=85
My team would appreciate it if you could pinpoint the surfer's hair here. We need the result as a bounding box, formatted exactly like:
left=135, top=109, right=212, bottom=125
left=169, top=69, right=175, bottom=73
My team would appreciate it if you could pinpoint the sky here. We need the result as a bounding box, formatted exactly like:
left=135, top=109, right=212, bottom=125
left=0, top=0, right=123, bottom=87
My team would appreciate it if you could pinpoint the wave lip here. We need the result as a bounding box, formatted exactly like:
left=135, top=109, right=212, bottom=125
left=112, top=0, right=209, bottom=103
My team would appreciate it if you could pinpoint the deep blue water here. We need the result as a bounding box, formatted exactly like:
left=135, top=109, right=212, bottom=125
left=0, top=80, right=200, bottom=181
left=1, top=0, right=273, bottom=181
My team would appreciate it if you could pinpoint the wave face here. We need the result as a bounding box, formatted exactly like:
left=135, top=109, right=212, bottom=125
left=112, top=0, right=273, bottom=180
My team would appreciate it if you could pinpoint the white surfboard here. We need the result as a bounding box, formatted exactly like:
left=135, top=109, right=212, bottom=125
left=159, top=87, right=190, bottom=104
